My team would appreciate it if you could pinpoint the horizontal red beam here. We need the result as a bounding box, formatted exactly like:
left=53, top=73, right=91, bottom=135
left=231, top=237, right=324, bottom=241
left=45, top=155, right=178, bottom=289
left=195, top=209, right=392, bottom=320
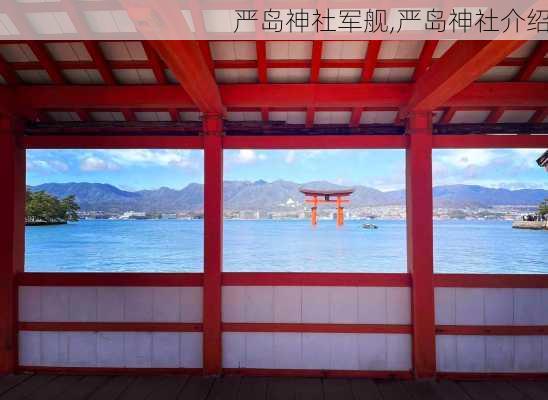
left=222, top=272, right=411, bottom=287
left=19, top=322, right=203, bottom=332
left=17, top=272, right=204, bottom=287
left=436, top=325, right=548, bottom=335
left=223, top=135, right=408, bottom=149
left=432, top=134, right=548, bottom=149
left=437, top=372, right=548, bottom=381
left=223, top=323, right=412, bottom=334
left=434, top=274, right=548, bottom=288
left=10, top=83, right=548, bottom=111
left=222, top=369, right=412, bottom=379
left=22, top=135, right=204, bottom=149
left=17, top=366, right=202, bottom=375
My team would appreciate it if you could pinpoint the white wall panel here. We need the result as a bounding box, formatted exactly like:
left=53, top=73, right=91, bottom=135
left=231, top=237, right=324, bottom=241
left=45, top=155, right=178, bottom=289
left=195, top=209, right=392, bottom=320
left=455, top=288, right=484, bottom=325
left=486, top=336, right=514, bottom=372
left=223, top=286, right=411, bottom=324
left=245, top=333, right=274, bottom=369
left=456, top=336, right=486, bottom=372
left=20, top=286, right=203, bottom=323
left=358, top=287, right=387, bottom=324
left=329, top=287, right=358, bottom=324
left=437, top=335, right=548, bottom=372
left=302, top=287, right=330, bottom=323
left=244, top=286, right=274, bottom=323
left=274, top=287, right=302, bottom=323
left=97, top=287, right=125, bottom=322
left=436, top=288, right=548, bottom=326
left=514, top=336, right=543, bottom=371
left=273, top=332, right=302, bottom=369
left=20, top=331, right=203, bottom=368
left=69, top=287, right=97, bottom=322
left=222, top=332, right=412, bottom=371
left=484, top=289, right=514, bottom=325
left=19, top=287, right=41, bottom=322
left=41, top=287, right=70, bottom=322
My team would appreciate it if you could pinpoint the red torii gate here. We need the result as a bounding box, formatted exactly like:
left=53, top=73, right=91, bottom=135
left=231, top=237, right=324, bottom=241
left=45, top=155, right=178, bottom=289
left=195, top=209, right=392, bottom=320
left=299, top=188, right=355, bottom=226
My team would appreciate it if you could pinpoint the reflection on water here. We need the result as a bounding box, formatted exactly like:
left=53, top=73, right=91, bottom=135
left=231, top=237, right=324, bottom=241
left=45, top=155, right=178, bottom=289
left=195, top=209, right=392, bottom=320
left=25, top=219, right=547, bottom=274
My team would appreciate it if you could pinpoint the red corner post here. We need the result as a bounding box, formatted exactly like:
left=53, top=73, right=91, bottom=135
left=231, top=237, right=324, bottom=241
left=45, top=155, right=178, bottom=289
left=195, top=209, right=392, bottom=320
left=406, top=112, right=436, bottom=379
left=0, top=116, right=25, bottom=373
left=202, top=114, right=223, bottom=375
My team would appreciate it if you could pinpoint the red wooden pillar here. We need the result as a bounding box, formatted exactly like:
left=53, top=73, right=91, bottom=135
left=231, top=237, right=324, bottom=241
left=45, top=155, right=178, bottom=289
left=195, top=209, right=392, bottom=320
left=406, top=112, right=436, bottom=379
left=202, top=114, right=223, bottom=375
left=0, top=116, right=25, bottom=373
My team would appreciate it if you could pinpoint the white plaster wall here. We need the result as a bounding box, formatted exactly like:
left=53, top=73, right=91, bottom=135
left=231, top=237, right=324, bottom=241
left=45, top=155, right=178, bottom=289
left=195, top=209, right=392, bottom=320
left=19, top=286, right=203, bottom=323
left=222, top=286, right=411, bottom=324
left=19, top=331, right=202, bottom=368
left=222, top=332, right=412, bottom=371
left=435, top=288, right=548, bottom=326
left=436, top=335, right=548, bottom=372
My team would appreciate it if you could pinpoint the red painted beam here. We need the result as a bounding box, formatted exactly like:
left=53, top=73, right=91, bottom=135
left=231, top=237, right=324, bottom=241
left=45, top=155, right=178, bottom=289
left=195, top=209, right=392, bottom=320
left=142, top=41, right=167, bottom=84
left=0, top=55, right=19, bottom=85
left=223, top=369, right=412, bottom=379
left=434, top=273, right=548, bottom=288
left=310, top=41, right=323, bottom=83
left=0, top=117, right=25, bottom=374
left=10, top=82, right=548, bottom=113
left=361, top=40, right=381, bottom=82
left=485, top=107, right=505, bottom=123
left=22, top=135, right=204, bottom=149
left=412, top=40, right=438, bottom=81
left=17, top=272, right=204, bottom=286
left=515, top=41, right=548, bottom=81
left=26, top=42, right=65, bottom=84
left=256, top=40, right=267, bottom=83
left=436, top=325, right=548, bottom=335
left=439, top=108, right=457, bottom=124
left=203, top=119, right=223, bottom=375
left=222, top=323, right=412, bottom=334
left=222, top=135, right=408, bottom=149
left=83, top=41, right=116, bottom=85
left=530, top=108, right=548, bottom=123
left=406, top=112, right=435, bottom=379
left=150, top=41, right=224, bottom=114
left=432, top=134, right=548, bottom=149
left=222, top=272, right=411, bottom=286
left=406, top=41, right=525, bottom=113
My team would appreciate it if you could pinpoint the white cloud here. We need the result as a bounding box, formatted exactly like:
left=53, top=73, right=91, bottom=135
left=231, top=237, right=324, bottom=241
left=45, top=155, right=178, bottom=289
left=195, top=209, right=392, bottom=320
left=284, top=150, right=296, bottom=164
left=80, top=156, right=119, bottom=172
left=27, top=159, right=69, bottom=173
left=435, top=149, right=497, bottom=169
left=94, top=150, right=197, bottom=169
left=234, top=149, right=266, bottom=164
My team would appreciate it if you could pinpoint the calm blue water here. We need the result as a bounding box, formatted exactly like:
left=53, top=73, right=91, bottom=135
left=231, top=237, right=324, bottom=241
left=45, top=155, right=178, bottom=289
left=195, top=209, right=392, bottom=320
left=25, top=219, right=547, bottom=274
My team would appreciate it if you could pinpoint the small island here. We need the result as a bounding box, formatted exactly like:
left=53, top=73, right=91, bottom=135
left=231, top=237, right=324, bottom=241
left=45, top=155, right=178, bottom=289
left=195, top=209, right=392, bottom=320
left=26, top=190, right=80, bottom=226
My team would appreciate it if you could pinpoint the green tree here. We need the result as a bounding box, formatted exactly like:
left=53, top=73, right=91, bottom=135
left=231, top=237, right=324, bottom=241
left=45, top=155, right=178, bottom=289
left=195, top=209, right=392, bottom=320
left=61, top=195, right=80, bottom=221
left=539, top=199, right=548, bottom=217
left=26, top=190, right=80, bottom=224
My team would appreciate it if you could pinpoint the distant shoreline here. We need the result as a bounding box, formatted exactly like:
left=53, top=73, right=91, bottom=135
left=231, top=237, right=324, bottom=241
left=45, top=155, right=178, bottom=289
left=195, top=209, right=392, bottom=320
left=26, top=221, right=67, bottom=227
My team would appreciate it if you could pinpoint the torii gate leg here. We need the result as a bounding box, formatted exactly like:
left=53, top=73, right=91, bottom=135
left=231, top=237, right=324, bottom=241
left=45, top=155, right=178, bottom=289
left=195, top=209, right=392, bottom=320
left=336, top=196, right=344, bottom=226
left=311, top=195, right=318, bottom=225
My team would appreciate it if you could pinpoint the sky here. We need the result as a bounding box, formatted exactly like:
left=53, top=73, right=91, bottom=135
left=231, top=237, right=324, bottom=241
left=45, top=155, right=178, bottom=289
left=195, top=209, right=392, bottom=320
left=26, top=148, right=547, bottom=191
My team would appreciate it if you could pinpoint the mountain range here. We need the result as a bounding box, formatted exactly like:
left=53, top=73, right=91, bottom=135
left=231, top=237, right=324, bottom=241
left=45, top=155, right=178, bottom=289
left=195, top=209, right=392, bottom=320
left=28, top=181, right=548, bottom=213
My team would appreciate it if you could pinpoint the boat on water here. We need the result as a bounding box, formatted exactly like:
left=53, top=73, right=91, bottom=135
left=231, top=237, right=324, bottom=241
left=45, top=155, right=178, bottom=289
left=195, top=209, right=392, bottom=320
left=362, top=223, right=378, bottom=229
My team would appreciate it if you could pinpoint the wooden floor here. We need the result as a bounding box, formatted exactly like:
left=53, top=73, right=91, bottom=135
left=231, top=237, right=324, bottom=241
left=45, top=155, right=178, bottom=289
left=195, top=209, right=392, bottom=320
left=1, top=374, right=548, bottom=400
